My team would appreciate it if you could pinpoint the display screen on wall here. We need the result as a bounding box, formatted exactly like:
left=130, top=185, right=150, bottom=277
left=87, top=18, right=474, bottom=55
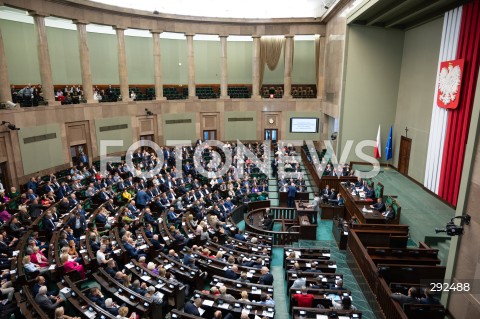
left=290, top=118, right=319, bottom=133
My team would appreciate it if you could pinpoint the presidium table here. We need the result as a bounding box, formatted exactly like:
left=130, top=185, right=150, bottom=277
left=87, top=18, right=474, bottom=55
left=338, top=183, right=387, bottom=224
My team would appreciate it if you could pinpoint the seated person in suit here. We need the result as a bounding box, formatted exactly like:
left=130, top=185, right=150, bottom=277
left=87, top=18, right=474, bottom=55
left=364, top=185, right=375, bottom=200
left=184, top=298, right=202, bottom=316
left=32, top=275, right=58, bottom=299
left=354, top=177, right=363, bottom=188
left=321, top=185, right=332, bottom=202
left=391, top=287, right=418, bottom=306
left=370, top=197, right=386, bottom=212
left=258, top=266, right=274, bottom=285
left=166, top=207, right=182, bottom=226
left=382, top=205, right=395, bottom=221
left=262, top=214, right=274, bottom=230
left=131, top=279, right=148, bottom=296
left=419, top=288, right=440, bottom=305
left=327, top=188, right=337, bottom=201
left=225, top=264, right=240, bottom=280
left=328, top=193, right=345, bottom=206
left=105, top=259, right=118, bottom=277
left=88, top=287, right=105, bottom=308
left=104, top=298, right=120, bottom=316
left=123, top=237, right=147, bottom=260
left=233, top=230, right=246, bottom=241
left=35, top=286, right=63, bottom=313
left=330, top=279, right=344, bottom=290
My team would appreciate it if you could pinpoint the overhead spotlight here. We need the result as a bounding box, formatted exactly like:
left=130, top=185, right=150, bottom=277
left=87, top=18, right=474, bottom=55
left=153, top=10, right=159, bottom=14
left=324, top=6, right=329, bottom=9
left=1, top=121, right=20, bottom=131
left=145, top=108, right=154, bottom=116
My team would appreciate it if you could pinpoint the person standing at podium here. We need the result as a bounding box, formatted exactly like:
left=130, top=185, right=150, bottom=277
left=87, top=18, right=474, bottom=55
left=287, top=182, right=297, bottom=208
left=308, top=192, right=321, bottom=224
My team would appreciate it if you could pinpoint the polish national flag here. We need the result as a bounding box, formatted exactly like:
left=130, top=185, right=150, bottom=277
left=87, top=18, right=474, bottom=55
left=374, top=125, right=381, bottom=159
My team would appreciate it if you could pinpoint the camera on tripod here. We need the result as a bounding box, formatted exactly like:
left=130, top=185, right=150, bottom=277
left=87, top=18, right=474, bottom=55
left=435, top=214, right=471, bottom=236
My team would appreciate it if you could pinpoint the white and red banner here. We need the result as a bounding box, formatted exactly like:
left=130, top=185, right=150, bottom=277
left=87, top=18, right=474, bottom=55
left=425, top=0, right=480, bottom=206
left=374, top=125, right=381, bottom=159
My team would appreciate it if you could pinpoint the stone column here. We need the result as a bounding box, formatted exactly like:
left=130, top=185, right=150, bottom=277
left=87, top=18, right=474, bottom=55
left=283, top=35, right=294, bottom=99
left=219, top=34, right=229, bottom=99
left=0, top=25, right=11, bottom=103
left=151, top=30, right=166, bottom=100
left=251, top=35, right=261, bottom=99
left=32, top=13, right=59, bottom=106
left=185, top=33, right=197, bottom=99
left=75, top=21, right=95, bottom=103
left=317, top=35, right=326, bottom=100
left=115, top=26, right=129, bottom=102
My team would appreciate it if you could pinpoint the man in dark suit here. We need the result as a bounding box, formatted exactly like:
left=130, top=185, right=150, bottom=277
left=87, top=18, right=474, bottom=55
left=136, top=188, right=151, bottom=209
left=32, top=276, right=57, bottom=298
left=151, top=234, right=164, bottom=250
left=98, top=188, right=110, bottom=202
left=382, top=205, right=395, bottom=221
left=234, top=230, right=246, bottom=241
left=67, top=212, right=87, bottom=238
left=57, top=182, right=71, bottom=199
left=271, top=157, right=278, bottom=178
left=184, top=298, right=202, bottom=316
left=123, top=237, right=146, bottom=260
left=42, top=213, right=56, bottom=236
left=365, top=185, right=375, bottom=200
left=224, top=265, right=240, bottom=280
left=391, top=287, right=418, bottom=306
left=258, top=266, right=274, bottom=285
left=370, top=198, right=386, bottom=212
left=287, top=183, right=297, bottom=208
left=88, top=287, right=106, bottom=308
left=127, top=200, right=140, bottom=216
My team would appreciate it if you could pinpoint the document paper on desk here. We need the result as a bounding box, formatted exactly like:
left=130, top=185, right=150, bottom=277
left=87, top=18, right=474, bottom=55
left=198, top=308, right=206, bottom=316
left=316, top=315, right=328, bottom=319
left=339, top=317, right=351, bottom=319
left=84, top=310, right=96, bottom=319
left=202, top=300, right=214, bottom=307
left=218, top=303, right=230, bottom=309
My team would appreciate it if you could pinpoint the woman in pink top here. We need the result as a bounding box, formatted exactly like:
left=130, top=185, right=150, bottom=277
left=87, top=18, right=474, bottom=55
left=30, top=246, right=49, bottom=267
left=60, top=253, right=86, bottom=279
left=0, top=205, right=11, bottom=223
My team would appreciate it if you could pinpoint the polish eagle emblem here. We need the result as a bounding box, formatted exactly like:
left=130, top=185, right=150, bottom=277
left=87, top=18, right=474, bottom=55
left=437, top=59, right=464, bottom=109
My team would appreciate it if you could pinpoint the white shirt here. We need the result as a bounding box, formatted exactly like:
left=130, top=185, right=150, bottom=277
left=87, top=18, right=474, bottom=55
left=96, top=250, right=106, bottom=264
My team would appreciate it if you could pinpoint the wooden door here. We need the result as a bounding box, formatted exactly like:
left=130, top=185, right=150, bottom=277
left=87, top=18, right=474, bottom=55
left=398, top=136, right=411, bottom=175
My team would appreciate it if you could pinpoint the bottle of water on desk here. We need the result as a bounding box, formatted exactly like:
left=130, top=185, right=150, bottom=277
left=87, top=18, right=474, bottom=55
left=362, top=205, right=366, bottom=213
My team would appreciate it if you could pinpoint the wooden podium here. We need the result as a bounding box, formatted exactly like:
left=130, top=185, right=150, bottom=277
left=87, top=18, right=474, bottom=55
left=295, top=200, right=316, bottom=240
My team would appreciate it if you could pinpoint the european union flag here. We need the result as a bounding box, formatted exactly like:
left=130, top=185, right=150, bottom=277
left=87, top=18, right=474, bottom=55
left=385, top=126, right=393, bottom=160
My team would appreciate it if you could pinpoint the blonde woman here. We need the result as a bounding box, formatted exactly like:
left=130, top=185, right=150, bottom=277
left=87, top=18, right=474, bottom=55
left=54, top=306, right=80, bottom=319
left=30, top=246, right=49, bottom=267
left=240, top=290, right=250, bottom=302
left=60, top=253, right=85, bottom=279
